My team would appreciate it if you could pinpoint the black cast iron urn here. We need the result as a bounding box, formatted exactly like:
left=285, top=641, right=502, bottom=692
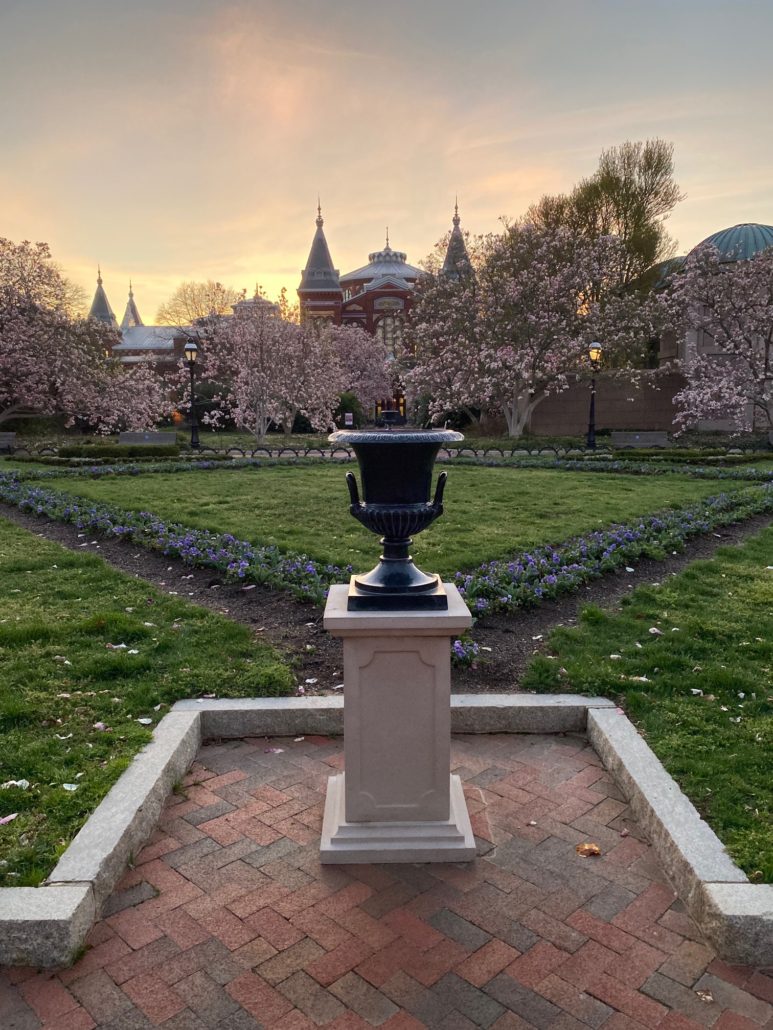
left=329, top=428, right=464, bottom=611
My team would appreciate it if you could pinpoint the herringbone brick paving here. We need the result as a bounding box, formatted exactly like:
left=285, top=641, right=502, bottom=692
left=2, top=733, right=771, bottom=1029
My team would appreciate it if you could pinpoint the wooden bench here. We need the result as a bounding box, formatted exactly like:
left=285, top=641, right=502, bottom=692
left=611, top=431, right=669, bottom=449
left=117, top=431, right=177, bottom=446
left=0, top=431, right=16, bottom=453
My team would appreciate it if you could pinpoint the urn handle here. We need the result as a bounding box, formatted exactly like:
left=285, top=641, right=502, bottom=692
left=432, top=471, right=448, bottom=512
left=345, top=471, right=361, bottom=508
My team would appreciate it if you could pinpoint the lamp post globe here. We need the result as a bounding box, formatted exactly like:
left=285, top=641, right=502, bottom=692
left=586, top=343, right=603, bottom=451
left=184, top=340, right=200, bottom=451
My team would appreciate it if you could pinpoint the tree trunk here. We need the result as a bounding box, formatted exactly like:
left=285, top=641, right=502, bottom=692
left=282, top=407, right=299, bottom=437
left=502, top=390, right=546, bottom=438
left=252, top=403, right=270, bottom=443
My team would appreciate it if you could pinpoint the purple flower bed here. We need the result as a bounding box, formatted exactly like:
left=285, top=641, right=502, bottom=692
left=452, top=637, right=480, bottom=667
left=453, top=485, right=773, bottom=616
left=0, top=476, right=350, bottom=604
left=0, top=472, right=770, bottom=618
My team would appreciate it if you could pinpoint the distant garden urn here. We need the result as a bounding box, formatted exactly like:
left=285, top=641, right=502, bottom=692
left=329, top=428, right=464, bottom=610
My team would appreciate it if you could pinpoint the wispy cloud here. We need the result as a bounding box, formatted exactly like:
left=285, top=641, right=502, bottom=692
left=0, top=0, right=770, bottom=315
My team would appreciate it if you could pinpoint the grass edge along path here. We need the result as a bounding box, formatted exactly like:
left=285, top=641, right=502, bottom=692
left=522, top=524, right=773, bottom=882
left=0, top=516, right=293, bottom=888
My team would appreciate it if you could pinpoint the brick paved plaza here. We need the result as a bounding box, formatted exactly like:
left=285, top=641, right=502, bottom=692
left=2, top=733, right=771, bottom=1029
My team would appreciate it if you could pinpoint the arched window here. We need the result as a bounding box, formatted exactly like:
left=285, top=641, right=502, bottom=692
left=376, top=315, right=403, bottom=359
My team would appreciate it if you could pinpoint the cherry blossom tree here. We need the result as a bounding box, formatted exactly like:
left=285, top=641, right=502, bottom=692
left=662, top=244, right=773, bottom=431
left=407, top=223, right=654, bottom=437
left=202, top=303, right=344, bottom=441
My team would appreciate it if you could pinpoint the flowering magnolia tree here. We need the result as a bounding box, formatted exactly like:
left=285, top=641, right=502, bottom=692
left=407, top=223, right=654, bottom=437
left=72, top=358, right=175, bottom=434
left=326, top=323, right=391, bottom=410
left=0, top=238, right=85, bottom=314
left=406, top=258, right=487, bottom=429
left=662, top=244, right=773, bottom=432
left=0, top=302, right=173, bottom=431
left=202, top=304, right=345, bottom=441
left=0, top=238, right=172, bottom=432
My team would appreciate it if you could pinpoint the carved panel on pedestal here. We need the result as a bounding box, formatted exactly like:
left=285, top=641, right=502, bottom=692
left=345, top=643, right=450, bottom=823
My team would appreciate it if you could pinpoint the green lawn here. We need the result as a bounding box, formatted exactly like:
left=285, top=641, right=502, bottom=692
left=0, top=458, right=51, bottom=471
left=61, top=464, right=737, bottom=575
left=523, top=525, right=773, bottom=881
left=0, top=518, right=292, bottom=887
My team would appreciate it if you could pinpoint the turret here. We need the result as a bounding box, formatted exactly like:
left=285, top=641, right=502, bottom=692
left=298, top=202, right=343, bottom=322
left=441, top=200, right=472, bottom=279
left=120, top=281, right=143, bottom=329
left=88, top=267, right=118, bottom=326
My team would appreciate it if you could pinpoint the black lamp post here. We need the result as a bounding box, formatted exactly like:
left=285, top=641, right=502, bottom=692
left=184, top=340, right=200, bottom=450
left=586, top=342, right=603, bottom=451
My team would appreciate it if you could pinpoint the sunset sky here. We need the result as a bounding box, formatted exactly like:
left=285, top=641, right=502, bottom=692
left=1, top=0, right=771, bottom=319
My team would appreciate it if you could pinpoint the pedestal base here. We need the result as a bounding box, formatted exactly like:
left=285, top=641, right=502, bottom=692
left=320, top=772, right=476, bottom=864
left=347, top=577, right=448, bottom=612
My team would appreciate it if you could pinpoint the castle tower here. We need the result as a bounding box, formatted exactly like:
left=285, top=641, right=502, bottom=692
left=88, top=267, right=118, bottom=327
left=298, top=202, right=343, bottom=322
left=441, top=200, right=472, bottom=279
left=120, top=281, right=143, bottom=329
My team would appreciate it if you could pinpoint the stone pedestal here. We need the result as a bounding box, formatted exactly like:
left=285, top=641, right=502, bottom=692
left=320, top=583, right=476, bottom=863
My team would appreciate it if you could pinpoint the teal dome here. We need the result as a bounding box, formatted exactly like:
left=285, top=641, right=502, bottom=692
left=691, top=222, right=773, bottom=262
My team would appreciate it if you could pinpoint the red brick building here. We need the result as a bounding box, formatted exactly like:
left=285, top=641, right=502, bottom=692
left=297, top=204, right=469, bottom=358
left=297, top=204, right=468, bottom=417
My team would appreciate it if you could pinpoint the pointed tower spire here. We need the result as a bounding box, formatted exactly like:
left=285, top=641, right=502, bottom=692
left=299, top=203, right=341, bottom=293
left=385, top=226, right=390, bottom=248
left=442, top=200, right=472, bottom=279
left=89, top=267, right=118, bottom=326
left=298, top=204, right=343, bottom=321
left=120, top=280, right=144, bottom=330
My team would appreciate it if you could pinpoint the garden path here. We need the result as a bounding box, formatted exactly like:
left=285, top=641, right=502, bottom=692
left=2, top=733, right=771, bottom=1029
left=2, top=506, right=771, bottom=695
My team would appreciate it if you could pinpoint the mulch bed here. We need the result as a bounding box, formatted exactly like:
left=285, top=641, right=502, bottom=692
left=4, top=504, right=771, bottom=695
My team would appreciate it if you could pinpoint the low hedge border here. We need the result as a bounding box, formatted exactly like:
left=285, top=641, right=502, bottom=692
left=3, top=454, right=773, bottom=484
left=58, top=444, right=180, bottom=459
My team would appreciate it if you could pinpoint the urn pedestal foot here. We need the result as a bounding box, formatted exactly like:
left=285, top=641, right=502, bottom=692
left=320, top=772, right=476, bottom=863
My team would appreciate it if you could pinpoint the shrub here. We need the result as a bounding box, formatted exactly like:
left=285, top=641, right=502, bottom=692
left=58, top=443, right=180, bottom=459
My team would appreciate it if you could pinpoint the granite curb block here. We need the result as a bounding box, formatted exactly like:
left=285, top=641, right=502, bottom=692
left=0, top=884, right=95, bottom=971
left=587, top=705, right=772, bottom=965
left=0, top=711, right=202, bottom=968
left=173, top=693, right=617, bottom=738
left=2, top=696, right=769, bottom=967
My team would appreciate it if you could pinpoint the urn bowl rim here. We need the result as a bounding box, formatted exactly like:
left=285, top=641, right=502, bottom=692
left=329, top=429, right=464, bottom=445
